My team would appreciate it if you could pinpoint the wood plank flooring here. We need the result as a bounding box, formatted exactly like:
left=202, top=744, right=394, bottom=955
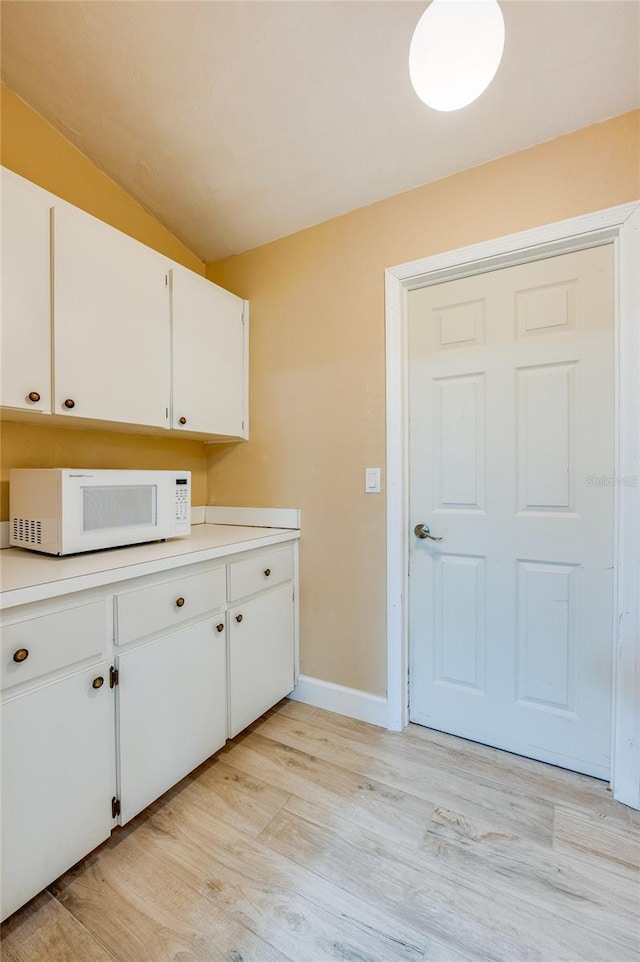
left=2, top=699, right=638, bottom=962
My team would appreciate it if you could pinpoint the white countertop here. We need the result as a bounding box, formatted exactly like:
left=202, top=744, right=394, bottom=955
left=0, top=524, right=299, bottom=610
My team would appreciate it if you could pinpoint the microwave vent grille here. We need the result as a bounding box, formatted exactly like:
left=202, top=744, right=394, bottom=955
left=12, top=518, right=43, bottom=545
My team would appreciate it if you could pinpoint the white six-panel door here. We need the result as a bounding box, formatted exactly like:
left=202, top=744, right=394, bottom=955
left=408, top=245, right=614, bottom=778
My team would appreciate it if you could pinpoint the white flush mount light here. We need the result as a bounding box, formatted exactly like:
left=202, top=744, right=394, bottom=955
left=409, top=0, right=505, bottom=111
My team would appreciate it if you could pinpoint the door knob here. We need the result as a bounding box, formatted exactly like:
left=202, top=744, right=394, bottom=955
left=414, top=523, right=443, bottom=542
left=178, top=416, right=187, bottom=425
left=27, top=391, right=41, bottom=403
left=63, top=398, right=75, bottom=409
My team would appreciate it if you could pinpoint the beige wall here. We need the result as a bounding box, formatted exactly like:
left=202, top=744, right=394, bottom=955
left=0, top=422, right=208, bottom=520
left=206, top=110, right=640, bottom=697
left=0, top=84, right=210, bottom=513
left=1, top=81, right=638, bottom=697
left=0, top=85, right=204, bottom=273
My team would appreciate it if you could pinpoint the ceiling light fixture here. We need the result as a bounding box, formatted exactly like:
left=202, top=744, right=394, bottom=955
left=409, top=0, right=505, bottom=112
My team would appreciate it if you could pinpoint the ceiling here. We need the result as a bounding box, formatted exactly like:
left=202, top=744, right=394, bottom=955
left=1, top=1, right=638, bottom=261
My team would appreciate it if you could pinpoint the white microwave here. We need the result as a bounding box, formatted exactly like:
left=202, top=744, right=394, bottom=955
left=9, top=469, right=191, bottom=556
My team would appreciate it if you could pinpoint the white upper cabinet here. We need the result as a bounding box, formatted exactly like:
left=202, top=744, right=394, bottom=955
left=1, top=167, right=248, bottom=439
left=0, top=168, right=52, bottom=413
left=53, top=202, right=171, bottom=428
left=171, top=266, right=247, bottom=438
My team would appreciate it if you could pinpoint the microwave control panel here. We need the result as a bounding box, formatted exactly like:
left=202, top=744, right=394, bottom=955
left=174, top=477, right=191, bottom=527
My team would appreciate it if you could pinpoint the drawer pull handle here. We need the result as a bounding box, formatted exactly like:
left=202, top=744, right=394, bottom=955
left=28, top=391, right=41, bottom=403
left=176, top=597, right=186, bottom=608
left=216, top=623, right=225, bottom=633
left=13, top=648, right=29, bottom=663
left=264, top=568, right=271, bottom=577
left=179, top=416, right=187, bottom=425
left=92, top=676, right=105, bottom=690
left=236, top=614, right=243, bottom=623
left=63, top=398, right=76, bottom=409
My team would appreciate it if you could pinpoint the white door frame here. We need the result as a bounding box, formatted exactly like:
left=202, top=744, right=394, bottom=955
left=385, top=202, right=640, bottom=808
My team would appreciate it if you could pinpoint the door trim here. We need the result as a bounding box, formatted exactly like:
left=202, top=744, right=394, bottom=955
left=385, top=201, right=640, bottom=808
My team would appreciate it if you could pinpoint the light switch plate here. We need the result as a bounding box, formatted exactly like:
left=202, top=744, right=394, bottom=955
left=365, top=467, right=381, bottom=493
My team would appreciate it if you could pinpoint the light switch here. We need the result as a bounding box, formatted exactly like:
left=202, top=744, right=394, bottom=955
left=365, top=467, right=381, bottom=493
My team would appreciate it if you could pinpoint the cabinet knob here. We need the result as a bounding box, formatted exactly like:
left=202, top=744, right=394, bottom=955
left=178, top=416, right=187, bottom=425
left=235, top=614, right=243, bottom=623
left=27, top=391, right=41, bottom=403
left=13, top=648, right=29, bottom=663
left=63, top=398, right=76, bottom=409
left=176, top=597, right=185, bottom=608
left=264, top=568, right=271, bottom=577
left=92, top=676, right=104, bottom=690
left=216, top=623, right=224, bottom=633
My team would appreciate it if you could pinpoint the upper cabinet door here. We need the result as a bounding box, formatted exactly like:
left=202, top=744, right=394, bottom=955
left=53, top=203, right=170, bottom=428
left=0, top=169, right=52, bottom=413
left=171, top=267, right=247, bottom=438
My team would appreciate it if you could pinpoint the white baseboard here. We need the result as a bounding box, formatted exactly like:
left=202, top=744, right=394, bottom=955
left=289, top=674, right=388, bottom=728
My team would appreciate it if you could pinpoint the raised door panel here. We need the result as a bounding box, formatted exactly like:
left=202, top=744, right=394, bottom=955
left=116, top=618, right=227, bottom=824
left=0, top=168, right=52, bottom=413
left=1, top=663, right=113, bottom=921
left=228, top=583, right=295, bottom=738
left=171, top=266, right=245, bottom=437
left=53, top=203, right=170, bottom=427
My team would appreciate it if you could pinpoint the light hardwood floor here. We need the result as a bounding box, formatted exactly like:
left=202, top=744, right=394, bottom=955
left=2, top=699, right=639, bottom=962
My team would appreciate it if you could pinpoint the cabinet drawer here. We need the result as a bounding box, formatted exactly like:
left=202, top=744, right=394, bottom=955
left=116, top=566, right=226, bottom=646
left=228, top=545, right=294, bottom=602
left=1, top=601, right=107, bottom=692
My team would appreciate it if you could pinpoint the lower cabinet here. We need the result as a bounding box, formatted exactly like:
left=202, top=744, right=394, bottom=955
left=0, top=663, right=113, bottom=920
left=229, top=583, right=295, bottom=738
left=0, top=538, right=298, bottom=920
left=116, top=617, right=227, bottom=824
